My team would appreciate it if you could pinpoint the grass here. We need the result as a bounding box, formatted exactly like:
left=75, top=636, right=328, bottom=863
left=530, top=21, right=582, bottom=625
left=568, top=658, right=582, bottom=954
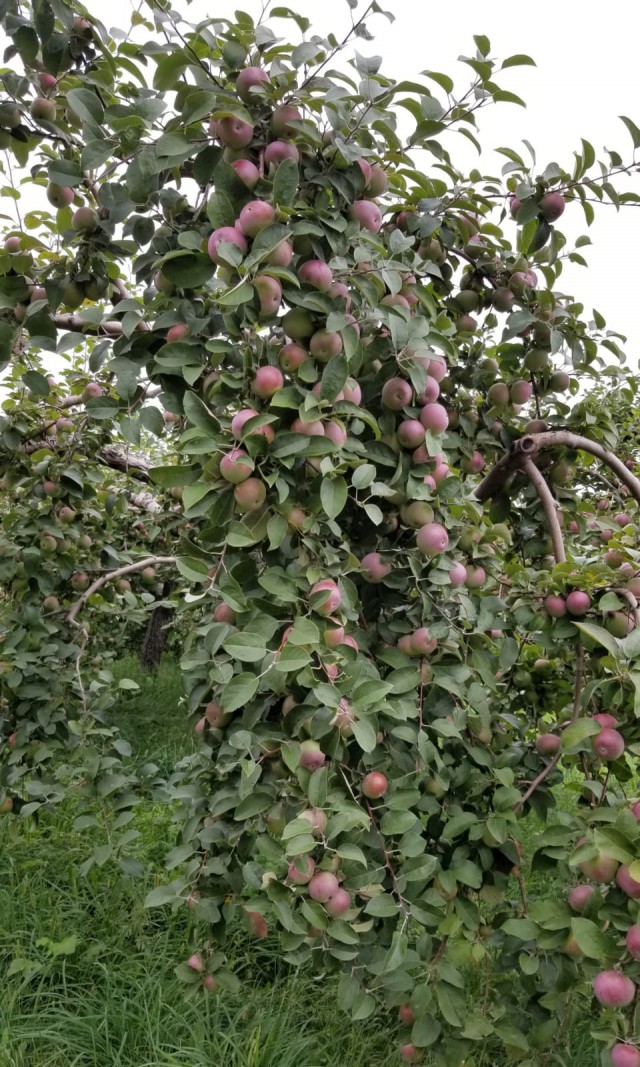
left=0, top=657, right=598, bottom=1066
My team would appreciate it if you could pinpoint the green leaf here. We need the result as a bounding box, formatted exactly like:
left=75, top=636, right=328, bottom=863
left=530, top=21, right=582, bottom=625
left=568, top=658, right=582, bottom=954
left=502, top=918, right=538, bottom=940
left=570, top=917, right=618, bottom=959
left=620, top=115, right=640, bottom=149
left=223, top=632, right=267, bottom=663
left=561, top=718, right=601, bottom=751
left=501, top=54, right=536, bottom=69
left=182, top=392, right=219, bottom=434
left=66, top=88, right=105, bottom=127
left=149, top=464, right=201, bottom=488
left=272, top=159, right=299, bottom=206
left=144, top=880, right=185, bottom=908
left=22, top=370, right=49, bottom=396
left=320, top=476, right=348, bottom=520
left=351, top=718, right=377, bottom=753
left=574, top=621, right=620, bottom=658
left=220, top=673, right=259, bottom=713
left=320, top=355, right=349, bottom=402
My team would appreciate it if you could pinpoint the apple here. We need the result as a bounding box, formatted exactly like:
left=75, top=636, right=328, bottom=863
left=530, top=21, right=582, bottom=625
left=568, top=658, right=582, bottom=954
left=264, top=140, right=300, bottom=165
left=299, top=739, right=326, bottom=770
left=416, top=523, right=448, bottom=555
left=381, top=377, right=412, bottom=410
left=325, top=888, right=350, bottom=917
left=360, top=552, right=391, bottom=583
left=220, top=449, right=253, bottom=483
left=362, top=772, right=388, bottom=798
left=592, top=970, right=636, bottom=1007
left=611, top=1046, right=640, bottom=1067
left=218, top=116, right=254, bottom=148
left=535, top=733, right=561, bottom=757
left=252, top=365, right=284, bottom=399
left=298, top=259, right=333, bottom=291
left=349, top=200, right=383, bottom=232
left=616, top=865, right=640, bottom=898
left=308, top=871, right=339, bottom=902
left=419, top=402, right=449, bottom=433
left=234, top=478, right=266, bottom=512
left=309, top=579, right=341, bottom=615
left=568, top=884, right=595, bottom=912
left=566, top=590, right=591, bottom=616
left=236, top=66, right=270, bottom=101
left=207, top=226, right=247, bottom=263
left=592, top=727, right=625, bottom=761
left=288, top=856, right=315, bottom=885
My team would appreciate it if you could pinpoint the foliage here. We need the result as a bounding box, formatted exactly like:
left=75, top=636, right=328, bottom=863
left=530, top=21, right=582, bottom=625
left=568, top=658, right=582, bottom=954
left=0, top=1, right=640, bottom=1063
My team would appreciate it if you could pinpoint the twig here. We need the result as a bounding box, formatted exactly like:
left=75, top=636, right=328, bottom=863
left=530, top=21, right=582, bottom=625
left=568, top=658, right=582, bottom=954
left=515, top=643, right=584, bottom=811
left=66, top=556, right=176, bottom=627
left=522, top=457, right=566, bottom=564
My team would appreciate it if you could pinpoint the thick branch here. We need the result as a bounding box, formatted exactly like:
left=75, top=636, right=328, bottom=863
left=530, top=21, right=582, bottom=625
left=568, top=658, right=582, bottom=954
left=54, top=313, right=147, bottom=336
left=99, top=444, right=150, bottom=481
left=66, top=556, right=176, bottom=626
left=476, top=430, right=640, bottom=506
left=522, top=457, right=566, bottom=564
left=515, top=643, right=584, bottom=812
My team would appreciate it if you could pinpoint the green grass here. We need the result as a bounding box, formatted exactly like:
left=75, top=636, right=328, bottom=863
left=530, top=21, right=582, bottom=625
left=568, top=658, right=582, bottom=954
left=0, top=657, right=597, bottom=1066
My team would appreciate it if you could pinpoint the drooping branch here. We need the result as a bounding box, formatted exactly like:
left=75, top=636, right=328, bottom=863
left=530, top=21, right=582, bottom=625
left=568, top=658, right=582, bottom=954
left=66, top=555, right=176, bottom=627
left=515, top=643, right=585, bottom=812
left=476, top=430, right=640, bottom=505
left=613, top=587, right=640, bottom=628
left=522, top=457, right=566, bottom=564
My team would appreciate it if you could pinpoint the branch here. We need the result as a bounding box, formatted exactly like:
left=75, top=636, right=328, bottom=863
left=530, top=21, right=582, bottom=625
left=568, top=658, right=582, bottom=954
left=99, top=444, right=150, bottom=481
left=54, top=313, right=147, bottom=336
left=515, top=643, right=584, bottom=812
left=476, top=430, right=640, bottom=505
left=66, top=555, right=176, bottom=627
left=522, top=457, right=566, bottom=564
left=612, top=587, right=640, bottom=628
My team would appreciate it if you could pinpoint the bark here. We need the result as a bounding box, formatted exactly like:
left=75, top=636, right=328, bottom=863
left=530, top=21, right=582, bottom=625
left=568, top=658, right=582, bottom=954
left=139, top=581, right=175, bottom=671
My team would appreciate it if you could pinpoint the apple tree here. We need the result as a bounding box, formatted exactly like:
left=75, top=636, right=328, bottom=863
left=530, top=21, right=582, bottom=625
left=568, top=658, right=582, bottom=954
left=1, top=0, right=640, bottom=1062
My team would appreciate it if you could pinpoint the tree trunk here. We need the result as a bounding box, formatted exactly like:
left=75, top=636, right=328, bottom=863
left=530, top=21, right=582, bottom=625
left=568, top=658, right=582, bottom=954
left=139, top=582, right=174, bottom=671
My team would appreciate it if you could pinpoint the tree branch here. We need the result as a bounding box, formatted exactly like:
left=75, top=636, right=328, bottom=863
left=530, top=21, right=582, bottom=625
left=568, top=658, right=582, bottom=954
left=522, top=457, right=566, bottom=564
left=66, top=555, right=176, bottom=627
left=612, top=587, right=640, bottom=628
left=515, top=643, right=584, bottom=812
left=476, top=430, right=640, bottom=505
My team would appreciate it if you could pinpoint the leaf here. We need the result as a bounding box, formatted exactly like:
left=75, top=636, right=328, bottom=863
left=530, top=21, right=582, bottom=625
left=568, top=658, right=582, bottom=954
left=620, top=115, right=640, bottom=149
left=66, top=88, right=105, bottom=127
left=182, top=392, right=219, bottom=434
left=570, top=917, right=618, bottom=959
left=574, top=621, right=621, bottom=658
left=272, top=159, right=299, bottom=206
left=22, top=370, right=49, bottom=396
left=144, top=880, right=185, bottom=908
left=220, top=673, right=259, bottom=713
left=149, top=464, right=201, bottom=488
left=222, top=632, right=267, bottom=663
left=502, top=918, right=538, bottom=940
left=351, top=718, right=377, bottom=753
left=501, top=54, right=536, bottom=69
left=320, top=476, right=348, bottom=520
left=561, top=718, right=601, bottom=751
left=319, top=355, right=349, bottom=402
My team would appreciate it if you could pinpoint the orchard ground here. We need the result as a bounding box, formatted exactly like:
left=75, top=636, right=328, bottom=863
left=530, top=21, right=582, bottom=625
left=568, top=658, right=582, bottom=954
left=0, top=657, right=597, bottom=1067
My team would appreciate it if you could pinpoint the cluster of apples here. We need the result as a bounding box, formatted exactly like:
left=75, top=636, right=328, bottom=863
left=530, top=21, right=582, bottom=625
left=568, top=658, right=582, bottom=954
left=565, top=812, right=640, bottom=1065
